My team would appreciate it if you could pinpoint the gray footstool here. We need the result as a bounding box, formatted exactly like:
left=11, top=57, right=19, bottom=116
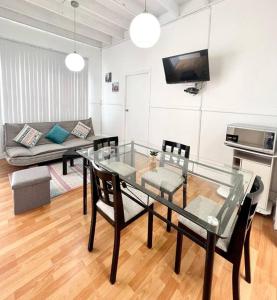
left=11, top=166, right=51, bottom=214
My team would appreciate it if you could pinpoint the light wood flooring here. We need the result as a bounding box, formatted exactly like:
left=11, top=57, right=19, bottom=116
left=0, top=159, right=276, bottom=300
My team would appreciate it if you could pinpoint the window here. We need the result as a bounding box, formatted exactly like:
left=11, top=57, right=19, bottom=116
left=0, top=38, right=88, bottom=125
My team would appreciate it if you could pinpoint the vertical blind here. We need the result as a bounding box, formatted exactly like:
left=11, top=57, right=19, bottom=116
left=0, top=38, right=88, bottom=125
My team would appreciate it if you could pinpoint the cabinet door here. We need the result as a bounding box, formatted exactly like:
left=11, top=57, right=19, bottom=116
left=241, top=159, right=271, bottom=212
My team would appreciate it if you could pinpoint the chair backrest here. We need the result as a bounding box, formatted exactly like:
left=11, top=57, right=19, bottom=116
left=91, top=160, right=124, bottom=226
left=227, top=176, right=263, bottom=256
left=161, top=140, right=190, bottom=175
left=162, top=140, right=190, bottom=158
left=245, top=176, right=264, bottom=230
left=93, top=136, right=119, bottom=151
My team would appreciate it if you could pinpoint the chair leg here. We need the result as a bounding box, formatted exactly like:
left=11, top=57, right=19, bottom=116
left=174, top=222, right=183, bottom=274
left=110, top=228, right=121, bottom=284
left=166, top=194, right=173, bottom=232
left=232, top=261, right=241, bottom=300
left=182, top=182, right=187, bottom=208
left=244, top=229, right=251, bottom=283
left=88, top=208, right=97, bottom=252
left=147, top=204, right=154, bottom=249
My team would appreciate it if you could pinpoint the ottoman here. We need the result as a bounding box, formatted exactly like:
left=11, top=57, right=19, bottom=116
left=11, top=166, right=51, bottom=214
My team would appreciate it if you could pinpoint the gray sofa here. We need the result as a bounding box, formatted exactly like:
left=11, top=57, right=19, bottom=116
left=4, top=118, right=102, bottom=166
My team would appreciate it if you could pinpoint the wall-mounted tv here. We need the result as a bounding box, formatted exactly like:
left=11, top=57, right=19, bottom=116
left=162, top=49, right=210, bottom=84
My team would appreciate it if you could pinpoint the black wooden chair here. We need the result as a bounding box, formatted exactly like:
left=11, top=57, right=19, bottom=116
left=93, top=136, right=136, bottom=179
left=174, top=176, right=263, bottom=300
left=93, top=136, right=119, bottom=151
left=88, top=160, right=155, bottom=284
left=141, top=140, right=190, bottom=232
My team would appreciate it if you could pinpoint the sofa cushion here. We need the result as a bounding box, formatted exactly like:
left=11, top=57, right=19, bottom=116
left=6, top=151, right=67, bottom=166
left=29, top=144, right=65, bottom=156
left=46, top=124, right=70, bottom=144
left=62, top=138, right=93, bottom=149
left=13, top=124, right=43, bottom=148
left=6, top=146, right=33, bottom=158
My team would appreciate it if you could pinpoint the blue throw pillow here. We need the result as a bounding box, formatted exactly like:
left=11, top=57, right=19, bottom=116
left=46, top=124, right=70, bottom=144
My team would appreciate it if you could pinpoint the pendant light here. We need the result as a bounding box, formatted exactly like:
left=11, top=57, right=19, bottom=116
left=65, top=1, right=85, bottom=72
left=129, top=0, right=161, bottom=48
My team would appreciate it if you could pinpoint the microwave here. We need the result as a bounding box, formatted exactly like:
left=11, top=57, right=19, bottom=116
left=225, top=123, right=277, bottom=155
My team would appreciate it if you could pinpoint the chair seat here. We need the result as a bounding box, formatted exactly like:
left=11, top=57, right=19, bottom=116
left=102, top=161, right=136, bottom=177
left=97, top=186, right=155, bottom=222
left=142, top=167, right=184, bottom=193
left=178, top=196, right=234, bottom=252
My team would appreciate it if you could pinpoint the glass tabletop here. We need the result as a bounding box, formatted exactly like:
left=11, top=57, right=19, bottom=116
left=78, top=142, right=254, bottom=239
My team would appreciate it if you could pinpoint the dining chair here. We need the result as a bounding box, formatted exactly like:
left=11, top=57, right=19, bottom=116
left=93, top=136, right=119, bottom=151
left=93, top=136, right=136, bottom=179
left=88, top=160, right=155, bottom=284
left=174, top=176, right=263, bottom=300
left=141, top=140, right=190, bottom=232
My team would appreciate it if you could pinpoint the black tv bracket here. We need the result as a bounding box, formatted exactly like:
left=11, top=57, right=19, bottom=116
left=184, top=82, right=203, bottom=95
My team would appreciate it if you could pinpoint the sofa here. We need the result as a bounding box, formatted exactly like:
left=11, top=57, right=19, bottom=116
left=4, top=118, right=102, bottom=166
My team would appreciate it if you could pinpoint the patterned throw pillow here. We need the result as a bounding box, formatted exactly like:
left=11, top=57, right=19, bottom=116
left=71, top=121, right=91, bottom=139
left=13, top=124, right=42, bottom=148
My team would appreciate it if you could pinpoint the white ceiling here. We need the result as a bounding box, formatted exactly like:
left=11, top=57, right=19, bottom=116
left=0, top=0, right=213, bottom=48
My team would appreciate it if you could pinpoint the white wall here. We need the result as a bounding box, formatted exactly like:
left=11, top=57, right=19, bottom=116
left=102, top=8, right=210, bottom=155
left=101, top=0, right=277, bottom=165
left=0, top=17, right=102, bottom=157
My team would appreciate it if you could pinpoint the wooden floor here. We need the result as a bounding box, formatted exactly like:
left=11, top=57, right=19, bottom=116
left=0, top=159, right=276, bottom=300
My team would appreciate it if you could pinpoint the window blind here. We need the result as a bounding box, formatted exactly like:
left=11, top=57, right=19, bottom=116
left=0, top=38, right=88, bottom=125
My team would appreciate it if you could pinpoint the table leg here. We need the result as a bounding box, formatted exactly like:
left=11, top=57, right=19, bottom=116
left=83, top=158, right=87, bottom=215
left=203, top=232, right=216, bottom=300
left=63, top=158, right=67, bottom=175
left=70, top=158, right=74, bottom=167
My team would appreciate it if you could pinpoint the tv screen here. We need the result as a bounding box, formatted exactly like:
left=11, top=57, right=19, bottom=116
left=162, top=49, right=210, bottom=84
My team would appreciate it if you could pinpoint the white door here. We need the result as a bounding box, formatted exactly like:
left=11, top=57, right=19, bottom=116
left=125, top=72, right=150, bottom=145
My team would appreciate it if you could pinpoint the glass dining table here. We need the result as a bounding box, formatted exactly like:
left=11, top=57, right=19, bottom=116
left=78, top=142, right=254, bottom=300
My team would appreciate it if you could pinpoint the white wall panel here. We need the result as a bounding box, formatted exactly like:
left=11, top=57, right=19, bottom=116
left=148, top=108, right=200, bottom=156
left=101, top=104, right=125, bottom=140
left=203, top=0, right=277, bottom=114
left=89, top=103, right=102, bottom=135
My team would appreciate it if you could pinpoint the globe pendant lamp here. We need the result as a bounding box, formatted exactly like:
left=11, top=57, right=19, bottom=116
left=65, top=1, right=85, bottom=72
left=129, top=0, right=161, bottom=48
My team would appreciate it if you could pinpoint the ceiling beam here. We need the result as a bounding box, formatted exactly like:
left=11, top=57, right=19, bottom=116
left=76, top=0, right=130, bottom=30
left=39, top=0, right=125, bottom=39
left=0, top=0, right=111, bottom=45
left=0, top=8, right=102, bottom=48
left=156, top=0, right=179, bottom=17
left=96, top=0, right=143, bottom=18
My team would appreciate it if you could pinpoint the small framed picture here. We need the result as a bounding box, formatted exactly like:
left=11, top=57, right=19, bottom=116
left=105, top=72, right=112, bottom=82
left=112, top=82, right=119, bottom=92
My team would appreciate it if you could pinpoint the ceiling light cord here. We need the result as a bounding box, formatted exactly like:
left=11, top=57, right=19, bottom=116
left=65, top=1, right=85, bottom=72
left=74, top=6, right=76, bottom=52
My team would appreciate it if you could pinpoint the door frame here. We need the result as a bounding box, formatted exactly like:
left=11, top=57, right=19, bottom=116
left=124, top=69, right=151, bottom=145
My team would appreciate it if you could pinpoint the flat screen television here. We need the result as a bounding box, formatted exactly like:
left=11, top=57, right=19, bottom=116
left=162, top=49, right=210, bottom=84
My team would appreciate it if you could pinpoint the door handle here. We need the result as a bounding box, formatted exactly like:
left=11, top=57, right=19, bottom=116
left=125, top=109, right=129, bottom=112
